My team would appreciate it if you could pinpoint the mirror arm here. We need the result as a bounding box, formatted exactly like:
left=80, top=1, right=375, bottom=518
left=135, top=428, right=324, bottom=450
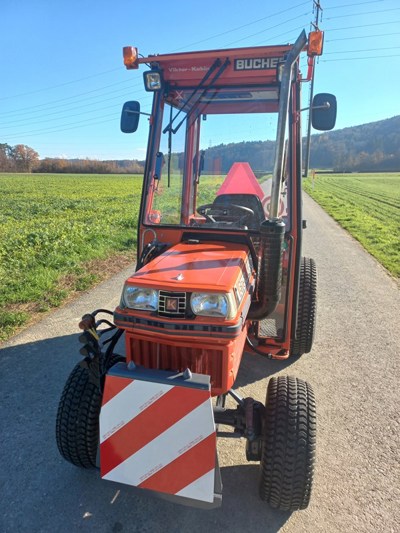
left=126, top=110, right=151, bottom=117
left=300, top=102, right=331, bottom=112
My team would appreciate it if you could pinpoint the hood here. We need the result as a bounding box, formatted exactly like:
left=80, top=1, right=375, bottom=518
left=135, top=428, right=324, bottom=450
left=127, top=241, right=250, bottom=293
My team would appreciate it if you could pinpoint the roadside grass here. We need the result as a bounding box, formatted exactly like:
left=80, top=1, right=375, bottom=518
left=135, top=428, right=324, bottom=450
left=0, top=173, right=143, bottom=341
left=303, top=173, right=400, bottom=278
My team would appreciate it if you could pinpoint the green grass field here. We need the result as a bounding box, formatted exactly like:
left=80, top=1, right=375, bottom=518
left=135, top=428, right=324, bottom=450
left=303, top=173, right=400, bottom=278
left=1, top=171, right=398, bottom=341
left=0, top=173, right=143, bottom=340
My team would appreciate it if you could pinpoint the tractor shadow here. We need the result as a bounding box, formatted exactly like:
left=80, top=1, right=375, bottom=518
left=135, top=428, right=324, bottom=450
left=233, top=350, right=298, bottom=391
left=1, top=334, right=292, bottom=533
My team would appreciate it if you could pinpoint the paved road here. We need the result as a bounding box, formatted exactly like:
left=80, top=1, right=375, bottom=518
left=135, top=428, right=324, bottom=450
left=1, top=194, right=399, bottom=533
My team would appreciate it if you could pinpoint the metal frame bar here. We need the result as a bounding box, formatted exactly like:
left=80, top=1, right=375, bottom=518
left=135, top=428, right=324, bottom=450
left=269, top=30, right=307, bottom=220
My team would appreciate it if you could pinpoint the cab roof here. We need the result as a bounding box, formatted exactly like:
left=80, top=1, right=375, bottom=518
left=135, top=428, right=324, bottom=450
left=138, top=43, right=294, bottom=87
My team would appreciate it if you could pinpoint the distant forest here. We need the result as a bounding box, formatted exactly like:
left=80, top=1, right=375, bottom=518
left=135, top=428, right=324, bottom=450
left=202, top=115, right=400, bottom=174
left=1, top=115, right=399, bottom=174
left=308, top=115, right=400, bottom=172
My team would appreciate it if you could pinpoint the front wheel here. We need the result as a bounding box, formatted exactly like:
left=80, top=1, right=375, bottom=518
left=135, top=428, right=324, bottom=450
left=259, top=376, right=316, bottom=511
left=56, top=355, right=123, bottom=468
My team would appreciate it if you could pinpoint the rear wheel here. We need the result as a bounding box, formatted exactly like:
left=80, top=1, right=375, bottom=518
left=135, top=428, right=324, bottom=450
left=291, top=257, right=317, bottom=356
left=259, top=376, right=316, bottom=511
left=56, top=355, right=123, bottom=468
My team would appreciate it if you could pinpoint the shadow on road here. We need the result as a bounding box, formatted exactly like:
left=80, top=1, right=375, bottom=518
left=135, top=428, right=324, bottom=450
left=233, top=350, right=298, bottom=390
left=52, top=463, right=291, bottom=533
left=1, top=334, right=292, bottom=533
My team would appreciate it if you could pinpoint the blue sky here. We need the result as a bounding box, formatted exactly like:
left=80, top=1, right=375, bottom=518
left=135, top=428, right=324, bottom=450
left=1, top=0, right=399, bottom=160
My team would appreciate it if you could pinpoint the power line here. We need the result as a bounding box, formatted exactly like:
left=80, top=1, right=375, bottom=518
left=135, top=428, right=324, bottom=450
left=0, top=103, right=122, bottom=131
left=320, top=53, right=400, bottom=62
left=3, top=115, right=120, bottom=140
left=327, top=20, right=400, bottom=31
left=324, top=0, right=384, bottom=9
left=326, top=6, right=400, bottom=20
left=222, top=12, right=309, bottom=48
left=252, top=25, right=307, bottom=46
left=170, top=0, right=310, bottom=51
left=324, top=46, right=400, bottom=54
left=0, top=4, right=315, bottom=124
left=0, top=0, right=311, bottom=105
left=1, top=5, right=314, bottom=138
left=0, top=68, right=123, bottom=101
left=0, top=79, right=142, bottom=117
left=0, top=90, right=153, bottom=126
left=2, top=99, right=153, bottom=138
left=326, top=32, right=400, bottom=42
left=5, top=3, right=391, bottom=122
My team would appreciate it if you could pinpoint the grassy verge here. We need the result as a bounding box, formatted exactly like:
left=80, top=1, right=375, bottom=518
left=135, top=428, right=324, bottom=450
left=0, top=173, right=143, bottom=341
left=303, top=173, right=400, bottom=278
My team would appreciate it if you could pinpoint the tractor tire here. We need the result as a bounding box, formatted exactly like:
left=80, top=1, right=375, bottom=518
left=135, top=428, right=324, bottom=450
left=259, top=376, right=316, bottom=511
left=291, top=257, right=317, bottom=357
left=56, top=355, right=123, bottom=468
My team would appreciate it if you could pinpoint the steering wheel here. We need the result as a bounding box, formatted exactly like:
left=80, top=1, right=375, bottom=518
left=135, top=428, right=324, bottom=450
left=197, top=203, right=255, bottom=226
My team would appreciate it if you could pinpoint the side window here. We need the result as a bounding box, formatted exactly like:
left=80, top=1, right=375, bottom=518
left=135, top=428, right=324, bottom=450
left=149, top=104, right=186, bottom=225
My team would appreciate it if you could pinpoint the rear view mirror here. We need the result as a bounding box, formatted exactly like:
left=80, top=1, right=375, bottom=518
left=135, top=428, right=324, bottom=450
left=121, top=101, right=141, bottom=133
left=311, top=93, right=337, bottom=131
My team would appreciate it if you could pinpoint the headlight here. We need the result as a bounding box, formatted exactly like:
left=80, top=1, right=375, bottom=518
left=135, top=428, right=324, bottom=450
left=190, top=292, right=236, bottom=319
left=122, top=285, right=158, bottom=311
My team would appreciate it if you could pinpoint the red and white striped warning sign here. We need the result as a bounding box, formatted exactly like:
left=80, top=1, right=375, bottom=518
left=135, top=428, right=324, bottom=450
left=100, top=372, right=216, bottom=503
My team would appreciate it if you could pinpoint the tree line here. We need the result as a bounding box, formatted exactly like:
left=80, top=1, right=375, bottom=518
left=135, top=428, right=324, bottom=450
left=0, top=143, right=144, bottom=174
left=2, top=115, right=399, bottom=174
left=36, top=157, right=144, bottom=174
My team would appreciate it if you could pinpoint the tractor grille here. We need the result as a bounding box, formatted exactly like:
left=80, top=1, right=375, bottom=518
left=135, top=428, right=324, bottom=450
left=129, top=337, right=223, bottom=390
left=158, top=290, right=187, bottom=318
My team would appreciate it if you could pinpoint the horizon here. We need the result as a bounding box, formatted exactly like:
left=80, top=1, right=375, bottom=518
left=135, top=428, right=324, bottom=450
left=32, top=114, right=399, bottom=162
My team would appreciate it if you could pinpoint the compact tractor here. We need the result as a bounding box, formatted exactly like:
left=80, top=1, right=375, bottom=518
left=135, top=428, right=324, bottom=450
left=56, top=30, right=336, bottom=511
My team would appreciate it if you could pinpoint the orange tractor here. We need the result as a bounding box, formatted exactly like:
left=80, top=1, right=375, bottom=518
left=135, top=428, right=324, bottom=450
left=56, top=30, right=336, bottom=511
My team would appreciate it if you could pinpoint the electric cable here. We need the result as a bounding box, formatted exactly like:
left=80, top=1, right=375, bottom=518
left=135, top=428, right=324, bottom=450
left=326, top=32, right=400, bottom=42
left=326, top=7, right=400, bottom=20
left=0, top=67, right=123, bottom=101
left=321, top=53, right=400, bottom=62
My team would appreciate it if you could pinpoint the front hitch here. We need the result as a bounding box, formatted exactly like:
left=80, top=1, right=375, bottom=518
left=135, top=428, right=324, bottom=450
left=77, top=309, right=124, bottom=390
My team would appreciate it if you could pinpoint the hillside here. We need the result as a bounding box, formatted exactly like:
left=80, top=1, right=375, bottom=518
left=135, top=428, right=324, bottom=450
left=202, top=115, right=400, bottom=173
left=310, top=115, right=400, bottom=172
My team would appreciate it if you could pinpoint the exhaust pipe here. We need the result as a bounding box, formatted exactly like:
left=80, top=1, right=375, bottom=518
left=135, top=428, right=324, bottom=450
left=248, top=219, right=285, bottom=320
left=248, top=31, right=306, bottom=321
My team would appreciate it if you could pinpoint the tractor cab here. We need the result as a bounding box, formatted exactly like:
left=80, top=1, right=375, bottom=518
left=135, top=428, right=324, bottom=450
left=56, top=30, right=336, bottom=512
left=117, top=31, right=335, bottom=363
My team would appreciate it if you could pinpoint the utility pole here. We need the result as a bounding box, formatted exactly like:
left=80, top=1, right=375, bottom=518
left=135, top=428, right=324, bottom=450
left=303, top=0, right=323, bottom=177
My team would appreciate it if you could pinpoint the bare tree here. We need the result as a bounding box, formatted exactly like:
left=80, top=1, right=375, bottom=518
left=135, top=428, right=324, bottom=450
left=12, top=144, right=40, bottom=172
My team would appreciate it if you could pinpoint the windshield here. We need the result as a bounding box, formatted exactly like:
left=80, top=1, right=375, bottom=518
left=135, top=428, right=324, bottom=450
left=145, top=87, right=288, bottom=230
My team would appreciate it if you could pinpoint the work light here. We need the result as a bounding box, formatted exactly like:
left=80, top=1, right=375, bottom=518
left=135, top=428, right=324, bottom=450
left=143, top=69, right=163, bottom=91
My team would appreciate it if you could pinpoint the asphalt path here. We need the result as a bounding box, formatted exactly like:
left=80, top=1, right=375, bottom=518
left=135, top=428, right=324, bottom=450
left=1, top=194, right=399, bottom=533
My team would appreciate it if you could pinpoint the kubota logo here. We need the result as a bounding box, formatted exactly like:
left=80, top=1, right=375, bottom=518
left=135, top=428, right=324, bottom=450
left=234, top=57, right=281, bottom=70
